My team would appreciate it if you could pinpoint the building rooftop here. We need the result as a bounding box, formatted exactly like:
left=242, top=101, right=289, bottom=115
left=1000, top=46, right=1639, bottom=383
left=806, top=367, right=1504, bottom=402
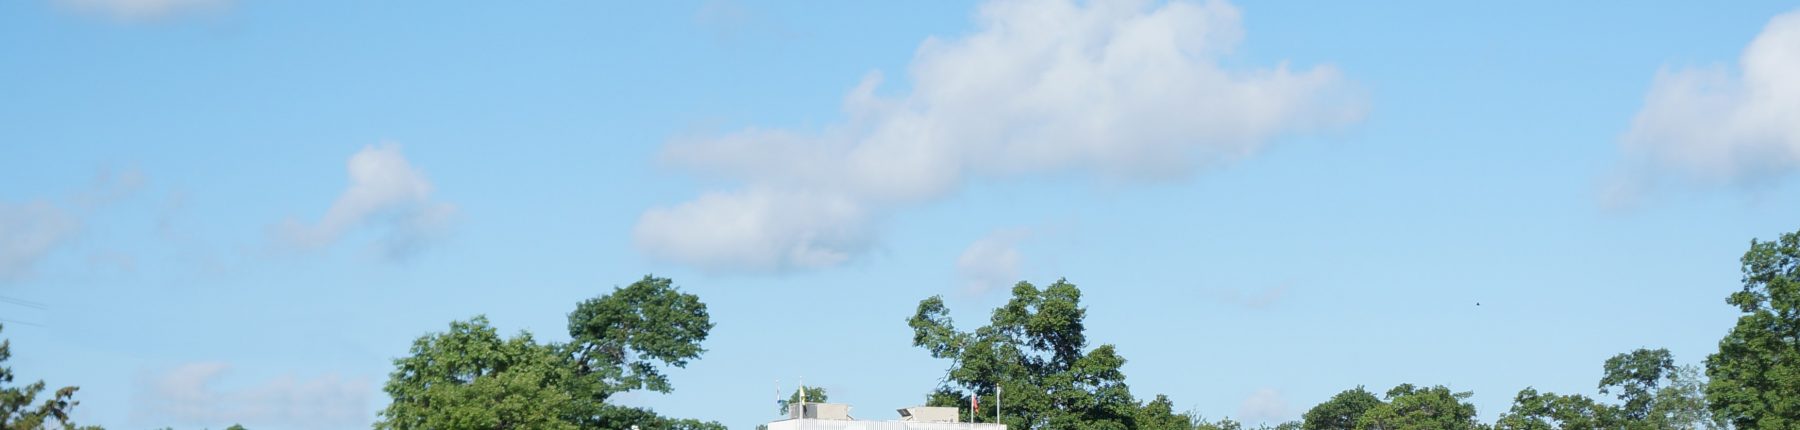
left=766, top=404, right=1007, bottom=430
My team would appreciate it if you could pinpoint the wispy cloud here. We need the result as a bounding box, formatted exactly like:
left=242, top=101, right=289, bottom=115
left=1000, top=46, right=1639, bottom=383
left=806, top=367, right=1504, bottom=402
left=694, top=0, right=795, bottom=44
left=273, top=144, right=455, bottom=261
left=636, top=0, right=1364, bottom=272
left=56, top=0, right=229, bottom=21
left=957, top=228, right=1031, bottom=294
left=0, top=202, right=80, bottom=281
left=1614, top=9, right=1800, bottom=192
left=0, top=168, right=145, bottom=282
left=133, top=362, right=372, bottom=430
left=1237, top=388, right=1293, bottom=424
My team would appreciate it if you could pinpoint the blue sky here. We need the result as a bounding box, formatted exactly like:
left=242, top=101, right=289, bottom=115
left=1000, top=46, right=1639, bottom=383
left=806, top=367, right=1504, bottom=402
left=4, top=0, right=1800, bottom=428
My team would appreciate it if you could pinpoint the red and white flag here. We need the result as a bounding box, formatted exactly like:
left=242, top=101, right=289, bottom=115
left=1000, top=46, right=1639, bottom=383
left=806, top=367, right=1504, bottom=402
left=973, top=392, right=980, bottom=414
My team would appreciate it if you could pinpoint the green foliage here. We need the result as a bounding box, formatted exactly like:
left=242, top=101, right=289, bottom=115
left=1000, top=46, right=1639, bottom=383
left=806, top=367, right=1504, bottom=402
left=377, top=276, right=722, bottom=430
left=375, top=316, right=580, bottom=430
left=1494, top=387, right=1614, bottom=430
left=1353, top=384, right=1483, bottom=430
left=1302, top=387, right=1382, bottom=430
left=1136, top=395, right=1196, bottom=430
left=778, top=387, right=828, bottom=414
left=1643, top=365, right=1725, bottom=430
left=1706, top=231, right=1800, bottom=429
left=0, top=324, right=102, bottom=430
left=1599, top=348, right=1675, bottom=421
left=1191, top=416, right=1302, bottom=430
left=591, top=404, right=727, bottom=430
left=1194, top=417, right=1244, bottom=430
left=567, top=275, right=714, bottom=397
left=909, top=279, right=1158, bottom=430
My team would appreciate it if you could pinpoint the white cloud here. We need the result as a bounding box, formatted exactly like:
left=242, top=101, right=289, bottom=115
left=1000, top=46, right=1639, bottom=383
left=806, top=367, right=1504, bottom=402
left=637, top=0, right=1363, bottom=272
left=133, top=362, right=372, bottom=430
left=1620, top=9, right=1800, bottom=184
left=0, top=201, right=80, bottom=281
left=957, top=228, right=1031, bottom=293
left=57, top=0, right=228, bottom=21
left=1237, top=388, right=1292, bottom=424
left=275, top=144, right=455, bottom=260
left=0, top=168, right=145, bottom=282
left=636, top=187, right=871, bottom=272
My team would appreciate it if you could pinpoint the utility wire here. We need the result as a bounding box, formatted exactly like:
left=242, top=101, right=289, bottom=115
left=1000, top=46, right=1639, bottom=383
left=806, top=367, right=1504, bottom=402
left=0, top=318, right=44, bottom=328
left=0, top=295, right=47, bottom=310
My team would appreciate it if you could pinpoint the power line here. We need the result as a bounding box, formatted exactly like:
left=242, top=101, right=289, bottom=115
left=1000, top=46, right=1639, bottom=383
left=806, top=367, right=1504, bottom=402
left=0, top=318, right=44, bottom=328
left=0, top=295, right=47, bottom=310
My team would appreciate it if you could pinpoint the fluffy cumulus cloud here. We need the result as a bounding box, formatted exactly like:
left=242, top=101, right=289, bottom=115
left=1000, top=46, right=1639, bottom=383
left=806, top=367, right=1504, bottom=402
left=0, top=201, right=80, bottom=281
left=275, top=144, right=454, bottom=260
left=957, top=228, right=1030, bottom=293
left=56, top=0, right=229, bottom=21
left=1621, top=9, right=1800, bottom=184
left=133, top=362, right=372, bottom=429
left=637, top=0, right=1364, bottom=272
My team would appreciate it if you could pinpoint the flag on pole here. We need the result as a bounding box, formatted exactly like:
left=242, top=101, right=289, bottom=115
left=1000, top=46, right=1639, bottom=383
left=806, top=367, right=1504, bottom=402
left=973, top=391, right=980, bottom=414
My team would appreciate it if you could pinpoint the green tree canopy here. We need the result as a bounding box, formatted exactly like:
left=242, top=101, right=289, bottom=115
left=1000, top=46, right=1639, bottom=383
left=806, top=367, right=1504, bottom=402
left=1599, top=348, right=1675, bottom=421
left=1494, top=387, right=1614, bottom=430
left=1644, top=365, right=1725, bottom=430
left=376, top=276, right=722, bottom=430
left=1, top=324, right=102, bottom=430
left=1302, top=387, right=1383, bottom=430
left=1136, top=395, right=1196, bottom=430
left=1353, top=384, right=1482, bottom=430
left=567, top=275, right=713, bottom=398
left=908, top=279, right=1156, bottom=430
left=1707, top=231, right=1800, bottom=429
left=375, top=316, right=580, bottom=430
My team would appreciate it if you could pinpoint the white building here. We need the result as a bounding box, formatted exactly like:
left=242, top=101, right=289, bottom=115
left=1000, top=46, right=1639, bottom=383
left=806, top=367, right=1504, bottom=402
left=764, top=403, right=1008, bottom=430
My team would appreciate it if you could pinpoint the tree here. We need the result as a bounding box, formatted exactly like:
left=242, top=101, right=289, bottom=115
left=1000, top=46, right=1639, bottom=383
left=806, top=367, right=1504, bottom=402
left=1493, top=387, right=1614, bottom=430
left=590, top=404, right=726, bottom=430
left=375, top=316, right=580, bottom=430
left=1354, top=384, right=1483, bottom=430
left=1599, top=348, right=1675, bottom=422
left=1707, top=231, right=1800, bottom=429
left=0, top=324, right=102, bottom=430
left=1303, top=387, right=1383, bottom=430
left=1195, top=417, right=1245, bottom=430
left=566, top=275, right=714, bottom=398
left=909, top=279, right=1156, bottom=430
left=1191, top=416, right=1303, bottom=430
left=1136, top=395, right=1196, bottom=430
left=1644, top=366, right=1725, bottom=430
left=778, top=387, right=828, bottom=415
left=377, top=276, right=722, bottom=430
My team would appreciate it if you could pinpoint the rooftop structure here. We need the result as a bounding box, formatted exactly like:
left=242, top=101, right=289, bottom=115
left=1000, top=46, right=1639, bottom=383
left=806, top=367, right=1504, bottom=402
left=765, top=403, right=1007, bottom=430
